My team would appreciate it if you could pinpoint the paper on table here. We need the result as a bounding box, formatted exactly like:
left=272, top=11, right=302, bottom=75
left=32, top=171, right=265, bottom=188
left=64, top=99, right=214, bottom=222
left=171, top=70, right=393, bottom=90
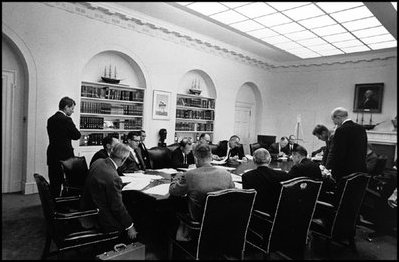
left=123, top=173, right=163, bottom=180
left=142, top=183, right=171, bottom=196
left=211, top=159, right=227, bottom=165
left=122, top=180, right=151, bottom=191
left=231, top=173, right=242, bottom=182
left=245, top=154, right=253, bottom=161
left=215, top=166, right=236, bottom=172
left=234, top=182, right=242, bottom=189
left=147, top=168, right=179, bottom=175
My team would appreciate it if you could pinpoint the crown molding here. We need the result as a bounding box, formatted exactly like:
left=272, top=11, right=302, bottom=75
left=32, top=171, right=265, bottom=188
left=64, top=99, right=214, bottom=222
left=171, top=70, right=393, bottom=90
left=43, top=2, right=397, bottom=72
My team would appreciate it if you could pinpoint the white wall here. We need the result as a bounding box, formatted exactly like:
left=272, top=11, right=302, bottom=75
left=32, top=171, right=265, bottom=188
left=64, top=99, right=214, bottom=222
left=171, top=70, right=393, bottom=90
left=2, top=2, right=397, bottom=193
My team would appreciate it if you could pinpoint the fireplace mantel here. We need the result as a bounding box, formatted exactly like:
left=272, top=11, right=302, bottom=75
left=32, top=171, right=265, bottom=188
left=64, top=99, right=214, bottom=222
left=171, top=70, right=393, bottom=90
left=366, top=130, right=397, bottom=145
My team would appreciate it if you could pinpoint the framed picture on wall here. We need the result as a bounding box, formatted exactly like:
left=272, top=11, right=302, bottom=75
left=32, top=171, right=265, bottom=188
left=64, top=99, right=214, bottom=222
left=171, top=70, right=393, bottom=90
left=353, top=83, right=384, bottom=113
left=152, top=90, right=171, bottom=120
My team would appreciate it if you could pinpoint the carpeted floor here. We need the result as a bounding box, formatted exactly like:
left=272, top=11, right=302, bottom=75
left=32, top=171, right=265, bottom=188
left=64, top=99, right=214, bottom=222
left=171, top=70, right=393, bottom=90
left=2, top=192, right=397, bottom=260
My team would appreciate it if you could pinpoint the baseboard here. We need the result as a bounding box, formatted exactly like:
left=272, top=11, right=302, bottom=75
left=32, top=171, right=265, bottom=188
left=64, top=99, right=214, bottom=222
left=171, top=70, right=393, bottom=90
left=24, top=182, right=38, bottom=194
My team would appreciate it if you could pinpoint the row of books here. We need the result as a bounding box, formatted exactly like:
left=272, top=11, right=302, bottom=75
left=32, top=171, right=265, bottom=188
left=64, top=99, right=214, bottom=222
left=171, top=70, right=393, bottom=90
left=124, top=118, right=143, bottom=130
left=80, top=132, right=130, bottom=146
left=80, top=116, right=104, bottom=129
left=81, top=101, right=143, bottom=116
left=176, top=97, right=215, bottom=109
left=175, top=122, right=195, bottom=131
left=81, top=85, right=144, bottom=101
left=197, top=123, right=214, bottom=131
left=176, top=109, right=214, bottom=120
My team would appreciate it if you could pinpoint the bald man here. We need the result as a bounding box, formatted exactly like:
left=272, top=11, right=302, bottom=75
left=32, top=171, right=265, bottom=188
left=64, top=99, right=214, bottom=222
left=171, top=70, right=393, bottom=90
left=325, top=107, right=367, bottom=181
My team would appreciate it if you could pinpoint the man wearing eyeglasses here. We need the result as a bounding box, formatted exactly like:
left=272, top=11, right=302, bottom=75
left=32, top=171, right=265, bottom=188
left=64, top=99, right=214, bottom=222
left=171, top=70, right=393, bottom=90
left=117, top=131, right=146, bottom=174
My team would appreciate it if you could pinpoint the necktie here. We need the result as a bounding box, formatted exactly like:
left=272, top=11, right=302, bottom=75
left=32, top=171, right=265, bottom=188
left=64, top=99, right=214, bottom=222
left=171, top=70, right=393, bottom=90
left=184, top=154, right=187, bottom=164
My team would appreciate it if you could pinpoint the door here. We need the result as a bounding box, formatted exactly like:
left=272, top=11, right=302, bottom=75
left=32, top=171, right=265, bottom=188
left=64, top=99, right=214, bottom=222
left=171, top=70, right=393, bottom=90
left=234, top=102, right=255, bottom=155
left=2, top=70, right=23, bottom=192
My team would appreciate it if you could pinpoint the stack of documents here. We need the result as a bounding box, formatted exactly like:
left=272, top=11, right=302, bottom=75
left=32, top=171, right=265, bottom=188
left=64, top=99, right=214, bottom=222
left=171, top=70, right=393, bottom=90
left=146, top=168, right=179, bottom=175
left=121, top=173, right=164, bottom=191
left=142, top=183, right=171, bottom=196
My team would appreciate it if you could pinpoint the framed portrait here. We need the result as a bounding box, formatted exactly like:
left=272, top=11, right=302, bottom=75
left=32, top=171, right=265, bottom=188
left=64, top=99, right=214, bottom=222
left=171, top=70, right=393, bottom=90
left=353, top=83, right=384, bottom=113
left=152, top=90, right=171, bottom=120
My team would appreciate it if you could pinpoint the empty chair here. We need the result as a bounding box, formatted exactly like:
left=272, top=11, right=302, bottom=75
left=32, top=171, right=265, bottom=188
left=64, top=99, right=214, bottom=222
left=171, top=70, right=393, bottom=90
left=60, top=156, right=88, bottom=196
left=246, top=177, right=322, bottom=259
left=147, top=146, right=173, bottom=169
left=33, top=173, right=120, bottom=259
left=168, top=188, right=256, bottom=260
left=310, top=172, right=370, bottom=254
left=249, top=142, right=262, bottom=156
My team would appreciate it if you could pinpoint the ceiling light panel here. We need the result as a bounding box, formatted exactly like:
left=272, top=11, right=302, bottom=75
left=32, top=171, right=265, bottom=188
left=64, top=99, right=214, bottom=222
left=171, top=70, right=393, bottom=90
left=210, top=10, right=248, bottom=24
left=332, top=39, right=364, bottom=48
left=271, top=22, right=306, bottom=34
left=323, top=32, right=356, bottom=43
left=297, top=37, right=328, bottom=47
left=220, top=2, right=250, bottom=9
left=186, top=2, right=228, bottom=16
left=229, top=19, right=264, bottom=32
left=254, top=13, right=292, bottom=27
left=308, top=43, right=338, bottom=52
left=289, top=49, right=321, bottom=59
left=262, top=35, right=291, bottom=45
left=351, top=26, right=390, bottom=38
left=246, top=28, right=279, bottom=38
left=234, top=2, right=276, bottom=18
left=267, top=2, right=311, bottom=12
left=273, top=41, right=304, bottom=50
left=298, top=15, right=336, bottom=29
left=368, top=41, right=397, bottom=50
left=311, top=24, right=347, bottom=36
left=315, top=2, right=364, bottom=13
left=285, top=30, right=317, bottom=41
left=341, top=17, right=382, bottom=31
left=361, top=34, right=396, bottom=45
left=317, top=49, right=344, bottom=56
left=340, top=45, right=370, bottom=53
left=330, top=6, right=374, bottom=23
left=282, top=4, right=324, bottom=21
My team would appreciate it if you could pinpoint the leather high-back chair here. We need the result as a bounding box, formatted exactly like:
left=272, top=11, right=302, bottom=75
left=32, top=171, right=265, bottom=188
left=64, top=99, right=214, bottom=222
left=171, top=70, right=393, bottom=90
left=249, top=142, right=262, bottom=155
left=167, top=143, right=180, bottom=153
left=168, top=188, right=257, bottom=260
left=310, top=172, right=370, bottom=254
left=60, top=156, right=88, bottom=196
left=147, top=146, right=173, bottom=169
left=246, top=177, right=322, bottom=259
left=33, top=173, right=120, bottom=259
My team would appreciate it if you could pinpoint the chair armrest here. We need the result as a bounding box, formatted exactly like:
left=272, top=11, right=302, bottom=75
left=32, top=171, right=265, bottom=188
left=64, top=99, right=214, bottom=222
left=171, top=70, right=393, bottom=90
left=176, top=212, right=201, bottom=230
left=252, top=209, right=272, bottom=223
left=54, top=208, right=99, bottom=220
left=55, top=195, right=81, bottom=203
left=316, top=200, right=335, bottom=211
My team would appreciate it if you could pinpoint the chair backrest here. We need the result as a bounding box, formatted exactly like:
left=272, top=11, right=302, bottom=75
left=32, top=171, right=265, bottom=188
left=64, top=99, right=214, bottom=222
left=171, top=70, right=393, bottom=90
left=331, top=172, right=370, bottom=239
left=372, top=155, right=388, bottom=176
left=208, top=143, right=219, bottom=155
left=249, top=142, right=262, bottom=155
left=196, top=188, right=256, bottom=260
left=33, top=173, right=56, bottom=225
left=60, top=156, right=88, bottom=190
left=147, top=146, right=173, bottom=169
left=257, top=135, right=276, bottom=149
left=267, top=177, right=322, bottom=259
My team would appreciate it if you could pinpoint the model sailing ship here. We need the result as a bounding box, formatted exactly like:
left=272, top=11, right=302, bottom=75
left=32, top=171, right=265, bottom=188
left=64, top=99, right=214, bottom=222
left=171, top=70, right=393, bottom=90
left=101, top=64, right=121, bottom=84
left=189, top=78, right=202, bottom=95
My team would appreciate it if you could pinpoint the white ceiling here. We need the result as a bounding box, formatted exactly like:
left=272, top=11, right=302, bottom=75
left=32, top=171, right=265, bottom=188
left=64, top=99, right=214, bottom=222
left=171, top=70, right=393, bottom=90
left=111, top=2, right=397, bottom=63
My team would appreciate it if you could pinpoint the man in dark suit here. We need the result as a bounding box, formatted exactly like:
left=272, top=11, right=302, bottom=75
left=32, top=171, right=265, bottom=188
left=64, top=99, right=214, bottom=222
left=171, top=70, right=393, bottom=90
left=171, top=138, right=195, bottom=168
left=90, top=135, right=119, bottom=166
left=325, top=107, right=367, bottom=181
left=47, top=97, right=81, bottom=197
left=268, top=136, right=290, bottom=160
left=80, top=143, right=138, bottom=240
left=312, top=124, right=334, bottom=166
left=242, top=148, right=291, bottom=215
left=118, top=131, right=146, bottom=174
left=215, top=135, right=246, bottom=162
left=138, top=130, right=151, bottom=169
left=288, top=134, right=300, bottom=155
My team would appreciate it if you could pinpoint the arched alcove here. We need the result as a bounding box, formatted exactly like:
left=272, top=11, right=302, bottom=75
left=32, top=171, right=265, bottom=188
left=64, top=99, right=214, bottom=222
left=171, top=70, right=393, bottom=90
left=178, top=69, right=216, bottom=99
left=234, top=82, right=263, bottom=154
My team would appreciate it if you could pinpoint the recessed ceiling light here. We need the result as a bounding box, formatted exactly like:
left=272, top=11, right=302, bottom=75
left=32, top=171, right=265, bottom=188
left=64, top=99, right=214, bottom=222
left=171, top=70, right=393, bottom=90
left=333, top=39, right=364, bottom=48
left=298, top=15, right=336, bottom=29
left=271, top=22, right=306, bottom=34
left=229, top=19, right=263, bottom=32
left=341, top=17, right=382, bottom=31
left=308, top=43, right=338, bottom=52
left=316, top=49, right=345, bottom=56
left=361, top=34, right=396, bottom=45
left=323, top=32, right=356, bottom=43
left=210, top=10, right=248, bottom=24
left=273, top=41, right=303, bottom=50
left=267, top=2, right=311, bottom=12
left=368, top=41, right=397, bottom=50
left=297, top=37, right=328, bottom=47
left=285, top=30, right=317, bottom=41
left=311, top=24, right=347, bottom=36
left=341, top=45, right=370, bottom=53
left=315, top=2, right=364, bottom=13
left=234, top=2, right=276, bottom=18
left=262, top=35, right=291, bottom=44
left=254, top=12, right=292, bottom=27
left=330, top=6, right=374, bottom=23
left=282, top=4, right=324, bottom=21
left=246, top=28, right=279, bottom=38
left=351, top=26, right=390, bottom=38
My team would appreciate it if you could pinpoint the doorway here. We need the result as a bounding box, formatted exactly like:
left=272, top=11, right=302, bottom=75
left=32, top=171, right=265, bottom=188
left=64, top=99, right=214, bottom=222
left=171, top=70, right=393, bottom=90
left=234, top=102, right=254, bottom=155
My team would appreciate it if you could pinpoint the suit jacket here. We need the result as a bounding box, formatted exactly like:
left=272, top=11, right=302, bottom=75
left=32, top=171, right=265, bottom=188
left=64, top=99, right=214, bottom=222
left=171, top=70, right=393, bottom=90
left=80, top=158, right=133, bottom=232
left=117, top=149, right=146, bottom=174
left=288, top=158, right=322, bottom=180
left=321, top=135, right=334, bottom=166
left=169, top=163, right=235, bottom=221
left=242, top=166, right=291, bottom=215
left=138, top=143, right=151, bottom=169
left=90, top=148, right=108, bottom=166
left=268, top=142, right=290, bottom=159
left=171, top=147, right=195, bottom=168
left=216, top=140, right=245, bottom=159
left=326, top=120, right=367, bottom=180
left=47, top=111, right=81, bottom=165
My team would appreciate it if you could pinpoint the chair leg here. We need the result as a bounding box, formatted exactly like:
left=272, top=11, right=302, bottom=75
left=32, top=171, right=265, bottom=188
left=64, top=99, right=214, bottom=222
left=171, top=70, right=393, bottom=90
left=41, top=233, right=51, bottom=260
left=167, top=239, right=174, bottom=260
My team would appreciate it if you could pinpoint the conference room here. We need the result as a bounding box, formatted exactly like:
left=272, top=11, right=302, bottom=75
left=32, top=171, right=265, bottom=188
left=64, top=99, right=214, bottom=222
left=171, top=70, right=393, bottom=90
left=2, top=2, right=397, bottom=260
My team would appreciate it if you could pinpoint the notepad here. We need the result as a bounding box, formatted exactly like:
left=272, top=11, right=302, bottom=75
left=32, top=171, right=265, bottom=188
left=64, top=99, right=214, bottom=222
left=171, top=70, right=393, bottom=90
left=142, top=183, right=170, bottom=196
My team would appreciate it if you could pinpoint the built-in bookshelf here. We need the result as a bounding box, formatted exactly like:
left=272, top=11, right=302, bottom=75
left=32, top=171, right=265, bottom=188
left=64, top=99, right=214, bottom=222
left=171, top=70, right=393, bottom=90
left=79, top=81, right=144, bottom=146
left=175, top=93, right=215, bottom=142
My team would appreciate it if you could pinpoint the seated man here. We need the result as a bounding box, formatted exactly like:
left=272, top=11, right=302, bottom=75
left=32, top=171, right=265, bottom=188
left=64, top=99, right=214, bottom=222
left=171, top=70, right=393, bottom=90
left=215, top=135, right=246, bottom=162
left=171, top=138, right=195, bottom=169
left=118, top=131, right=146, bottom=174
left=288, top=134, right=299, bottom=155
left=138, top=129, right=151, bottom=169
left=268, top=136, right=290, bottom=160
left=169, top=143, right=235, bottom=239
left=242, top=148, right=291, bottom=215
left=90, top=135, right=119, bottom=166
left=80, top=143, right=138, bottom=241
